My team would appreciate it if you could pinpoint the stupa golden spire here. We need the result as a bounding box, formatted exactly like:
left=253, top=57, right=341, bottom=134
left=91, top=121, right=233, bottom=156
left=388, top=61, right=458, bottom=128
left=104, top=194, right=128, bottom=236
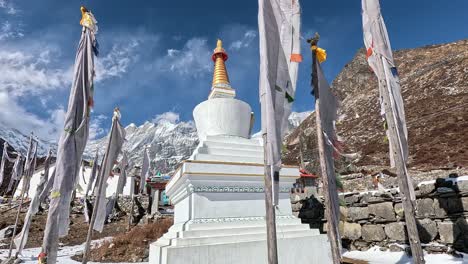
left=211, top=39, right=230, bottom=88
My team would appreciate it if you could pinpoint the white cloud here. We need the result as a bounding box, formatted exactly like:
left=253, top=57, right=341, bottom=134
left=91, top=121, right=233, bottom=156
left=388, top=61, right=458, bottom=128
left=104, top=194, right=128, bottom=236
left=0, top=91, right=65, bottom=140
left=89, top=114, right=108, bottom=140
left=152, top=111, right=180, bottom=124
left=161, top=38, right=211, bottom=77
left=0, top=0, right=18, bottom=15
left=0, top=21, right=23, bottom=40
left=0, top=49, right=71, bottom=97
left=95, top=39, right=140, bottom=82
left=229, top=30, right=257, bottom=50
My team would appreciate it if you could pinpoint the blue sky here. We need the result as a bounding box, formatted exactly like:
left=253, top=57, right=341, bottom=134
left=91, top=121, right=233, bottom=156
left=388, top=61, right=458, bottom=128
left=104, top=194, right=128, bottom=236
left=0, top=0, right=467, bottom=141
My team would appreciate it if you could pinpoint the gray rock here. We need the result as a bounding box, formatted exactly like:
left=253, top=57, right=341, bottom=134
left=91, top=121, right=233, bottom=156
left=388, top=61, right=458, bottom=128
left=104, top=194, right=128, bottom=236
left=352, top=240, right=370, bottom=251
left=394, top=203, right=404, bottom=218
left=348, top=207, right=369, bottom=222
left=419, top=183, right=436, bottom=195
left=361, top=225, right=386, bottom=242
left=416, top=198, right=434, bottom=218
left=345, top=195, right=359, bottom=205
left=417, top=218, right=438, bottom=243
left=457, top=181, right=468, bottom=193
left=369, top=202, right=396, bottom=221
left=389, top=244, right=404, bottom=252
left=433, top=198, right=448, bottom=218
left=447, top=198, right=464, bottom=214
left=438, top=221, right=457, bottom=244
left=453, top=217, right=468, bottom=252
left=385, top=222, right=407, bottom=241
left=340, top=206, right=348, bottom=220
left=0, top=225, right=15, bottom=239
left=343, top=222, right=362, bottom=240
left=462, top=197, right=468, bottom=212
left=291, top=202, right=302, bottom=212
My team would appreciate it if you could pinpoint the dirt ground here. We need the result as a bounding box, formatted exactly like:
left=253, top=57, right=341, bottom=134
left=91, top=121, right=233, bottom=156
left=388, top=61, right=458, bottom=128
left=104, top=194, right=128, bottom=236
left=0, top=204, right=131, bottom=249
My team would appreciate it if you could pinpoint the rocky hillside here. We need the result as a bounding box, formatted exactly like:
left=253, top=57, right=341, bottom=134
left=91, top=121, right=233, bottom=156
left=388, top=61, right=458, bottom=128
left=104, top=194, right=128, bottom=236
left=284, top=39, right=468, bottom=173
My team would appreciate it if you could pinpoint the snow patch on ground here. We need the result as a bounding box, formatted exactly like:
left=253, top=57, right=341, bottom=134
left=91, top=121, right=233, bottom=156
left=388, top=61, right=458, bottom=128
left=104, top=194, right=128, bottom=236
left=343, top=246, right=467, bottom=264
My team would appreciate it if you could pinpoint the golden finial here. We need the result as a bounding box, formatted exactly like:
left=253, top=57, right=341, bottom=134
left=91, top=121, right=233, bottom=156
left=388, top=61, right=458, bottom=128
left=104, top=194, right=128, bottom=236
left=211, top=39, right=230, bottom=88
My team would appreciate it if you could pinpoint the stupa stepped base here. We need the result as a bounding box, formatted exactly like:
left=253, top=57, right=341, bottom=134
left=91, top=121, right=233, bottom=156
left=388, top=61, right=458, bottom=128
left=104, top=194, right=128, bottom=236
left=149, top=216, right=332, bottom=264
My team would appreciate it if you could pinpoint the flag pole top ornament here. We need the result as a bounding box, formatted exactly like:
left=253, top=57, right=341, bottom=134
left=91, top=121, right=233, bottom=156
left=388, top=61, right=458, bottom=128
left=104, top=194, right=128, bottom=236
left=307, top=33, right=327, bottom=63
left=113, top=107, right=121, bottom=121
left=80, top=6, right=98, bottom=34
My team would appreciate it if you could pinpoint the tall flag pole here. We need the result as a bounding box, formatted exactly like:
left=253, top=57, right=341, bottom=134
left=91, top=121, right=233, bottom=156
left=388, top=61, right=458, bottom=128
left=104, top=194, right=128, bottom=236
left=13, top=148, right=52, bottom=256
left=40, top=6, right=98, bottom=264
left=8, top=134, right=36, bottom=258
left=258, top=0, right=301, bottom=263
left=84, top=151, right=99, bottom=223
left=105, top=151, right=128, bottom=222
left=308, top=33, right=341, bottom=263
left=362, top=0, right=424, bottom=262
left=82, top=108, right=126, bottom=264
left=140, top=146, right=150, bottom=194
left=127, top=166, right=136, bottom=231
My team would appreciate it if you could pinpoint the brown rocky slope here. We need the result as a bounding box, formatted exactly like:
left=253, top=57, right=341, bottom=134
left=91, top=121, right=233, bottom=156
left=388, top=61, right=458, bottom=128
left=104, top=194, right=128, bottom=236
left=284, top=39, right=468, bottom=184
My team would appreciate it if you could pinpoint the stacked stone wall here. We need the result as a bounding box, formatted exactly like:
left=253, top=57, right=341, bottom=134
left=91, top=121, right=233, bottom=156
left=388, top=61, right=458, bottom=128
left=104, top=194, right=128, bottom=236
left=291, top=178, right=468, bottom=253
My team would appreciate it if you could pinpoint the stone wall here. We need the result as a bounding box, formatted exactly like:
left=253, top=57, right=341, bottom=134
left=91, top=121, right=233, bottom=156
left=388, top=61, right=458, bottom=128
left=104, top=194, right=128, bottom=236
left=292, top=176, right=468, bottom=253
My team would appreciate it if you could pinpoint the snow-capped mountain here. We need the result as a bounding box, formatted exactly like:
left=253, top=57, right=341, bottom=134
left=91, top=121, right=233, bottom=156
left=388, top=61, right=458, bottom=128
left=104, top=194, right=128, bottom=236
left=84, top=118, right=199, bottom=174
left=0, top=126, right=57, bottom=157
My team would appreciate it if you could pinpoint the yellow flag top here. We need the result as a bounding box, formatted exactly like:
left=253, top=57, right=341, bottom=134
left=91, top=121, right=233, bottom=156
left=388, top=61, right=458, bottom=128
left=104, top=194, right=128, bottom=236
left=311, top=45, right=327, bottom=63
left=80, top=6, right=98, bottom=33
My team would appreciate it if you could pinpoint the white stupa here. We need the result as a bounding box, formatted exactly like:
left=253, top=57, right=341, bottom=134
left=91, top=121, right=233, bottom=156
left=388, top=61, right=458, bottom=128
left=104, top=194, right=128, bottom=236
left=149, top=40, right=332, bottom=264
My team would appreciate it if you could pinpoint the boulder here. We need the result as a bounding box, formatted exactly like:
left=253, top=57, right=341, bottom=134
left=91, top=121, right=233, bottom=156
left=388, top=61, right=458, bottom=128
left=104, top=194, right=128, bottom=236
left=433, top=198, right=448, bottom=218
left=462, top=197, right=468, bottom=211
left=416, top=198, right=434, bottom=218
left=344, top=195, right=359, bottom=205
left=340, top=206, right=348, bottom=220
left=454, top=217, right=468, bottom=253
left=389, top=244, right=404, bottom=252
left=368, top=202, right=396, bottom=221
left=419, top=183, right=435, bottom=195
left=291, top=202, right=302, bottom=212
left=417, top=218, right=438, bottom=243
left=348, top=207, right=369, bottom=222
left=361, top=224, right=386, bottom=242
left=394, top=203, right=404, bottom=218
left=438, top=221, right=458, bottom=244
left=0, top=225, right=15, bottom=239
left=457, top=181, right=468, bottom=193
left=343, top=222, right=362, bottom=240
left=385, top=222, right=407, bottom=241
left=447, top=198, right=464, bottom=214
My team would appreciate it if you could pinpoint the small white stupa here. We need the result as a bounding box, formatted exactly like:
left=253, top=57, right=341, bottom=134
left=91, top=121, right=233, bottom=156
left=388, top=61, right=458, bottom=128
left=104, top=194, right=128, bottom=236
left=149, top=40, right=332, bottom=264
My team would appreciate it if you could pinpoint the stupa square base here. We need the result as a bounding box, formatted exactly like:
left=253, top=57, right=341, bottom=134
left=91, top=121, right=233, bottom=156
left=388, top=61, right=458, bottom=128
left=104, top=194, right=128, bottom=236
left=149, top=217, right=332, bottom=264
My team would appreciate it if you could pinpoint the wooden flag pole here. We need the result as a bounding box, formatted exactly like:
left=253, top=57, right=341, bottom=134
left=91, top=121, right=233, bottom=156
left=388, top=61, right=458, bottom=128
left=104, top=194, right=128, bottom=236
left=262, top=134, right=278, bottom=264
left=82, top=161, right=105, bottom=264
left=127, top=190, right=135, bottom=231
left=8, top=135, right=34, bottom=258
left=378, top=58, right=424, bottom=263
left=309, top=34, right=341, bottom=264
left=7, top=190, right=26, bottom=258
